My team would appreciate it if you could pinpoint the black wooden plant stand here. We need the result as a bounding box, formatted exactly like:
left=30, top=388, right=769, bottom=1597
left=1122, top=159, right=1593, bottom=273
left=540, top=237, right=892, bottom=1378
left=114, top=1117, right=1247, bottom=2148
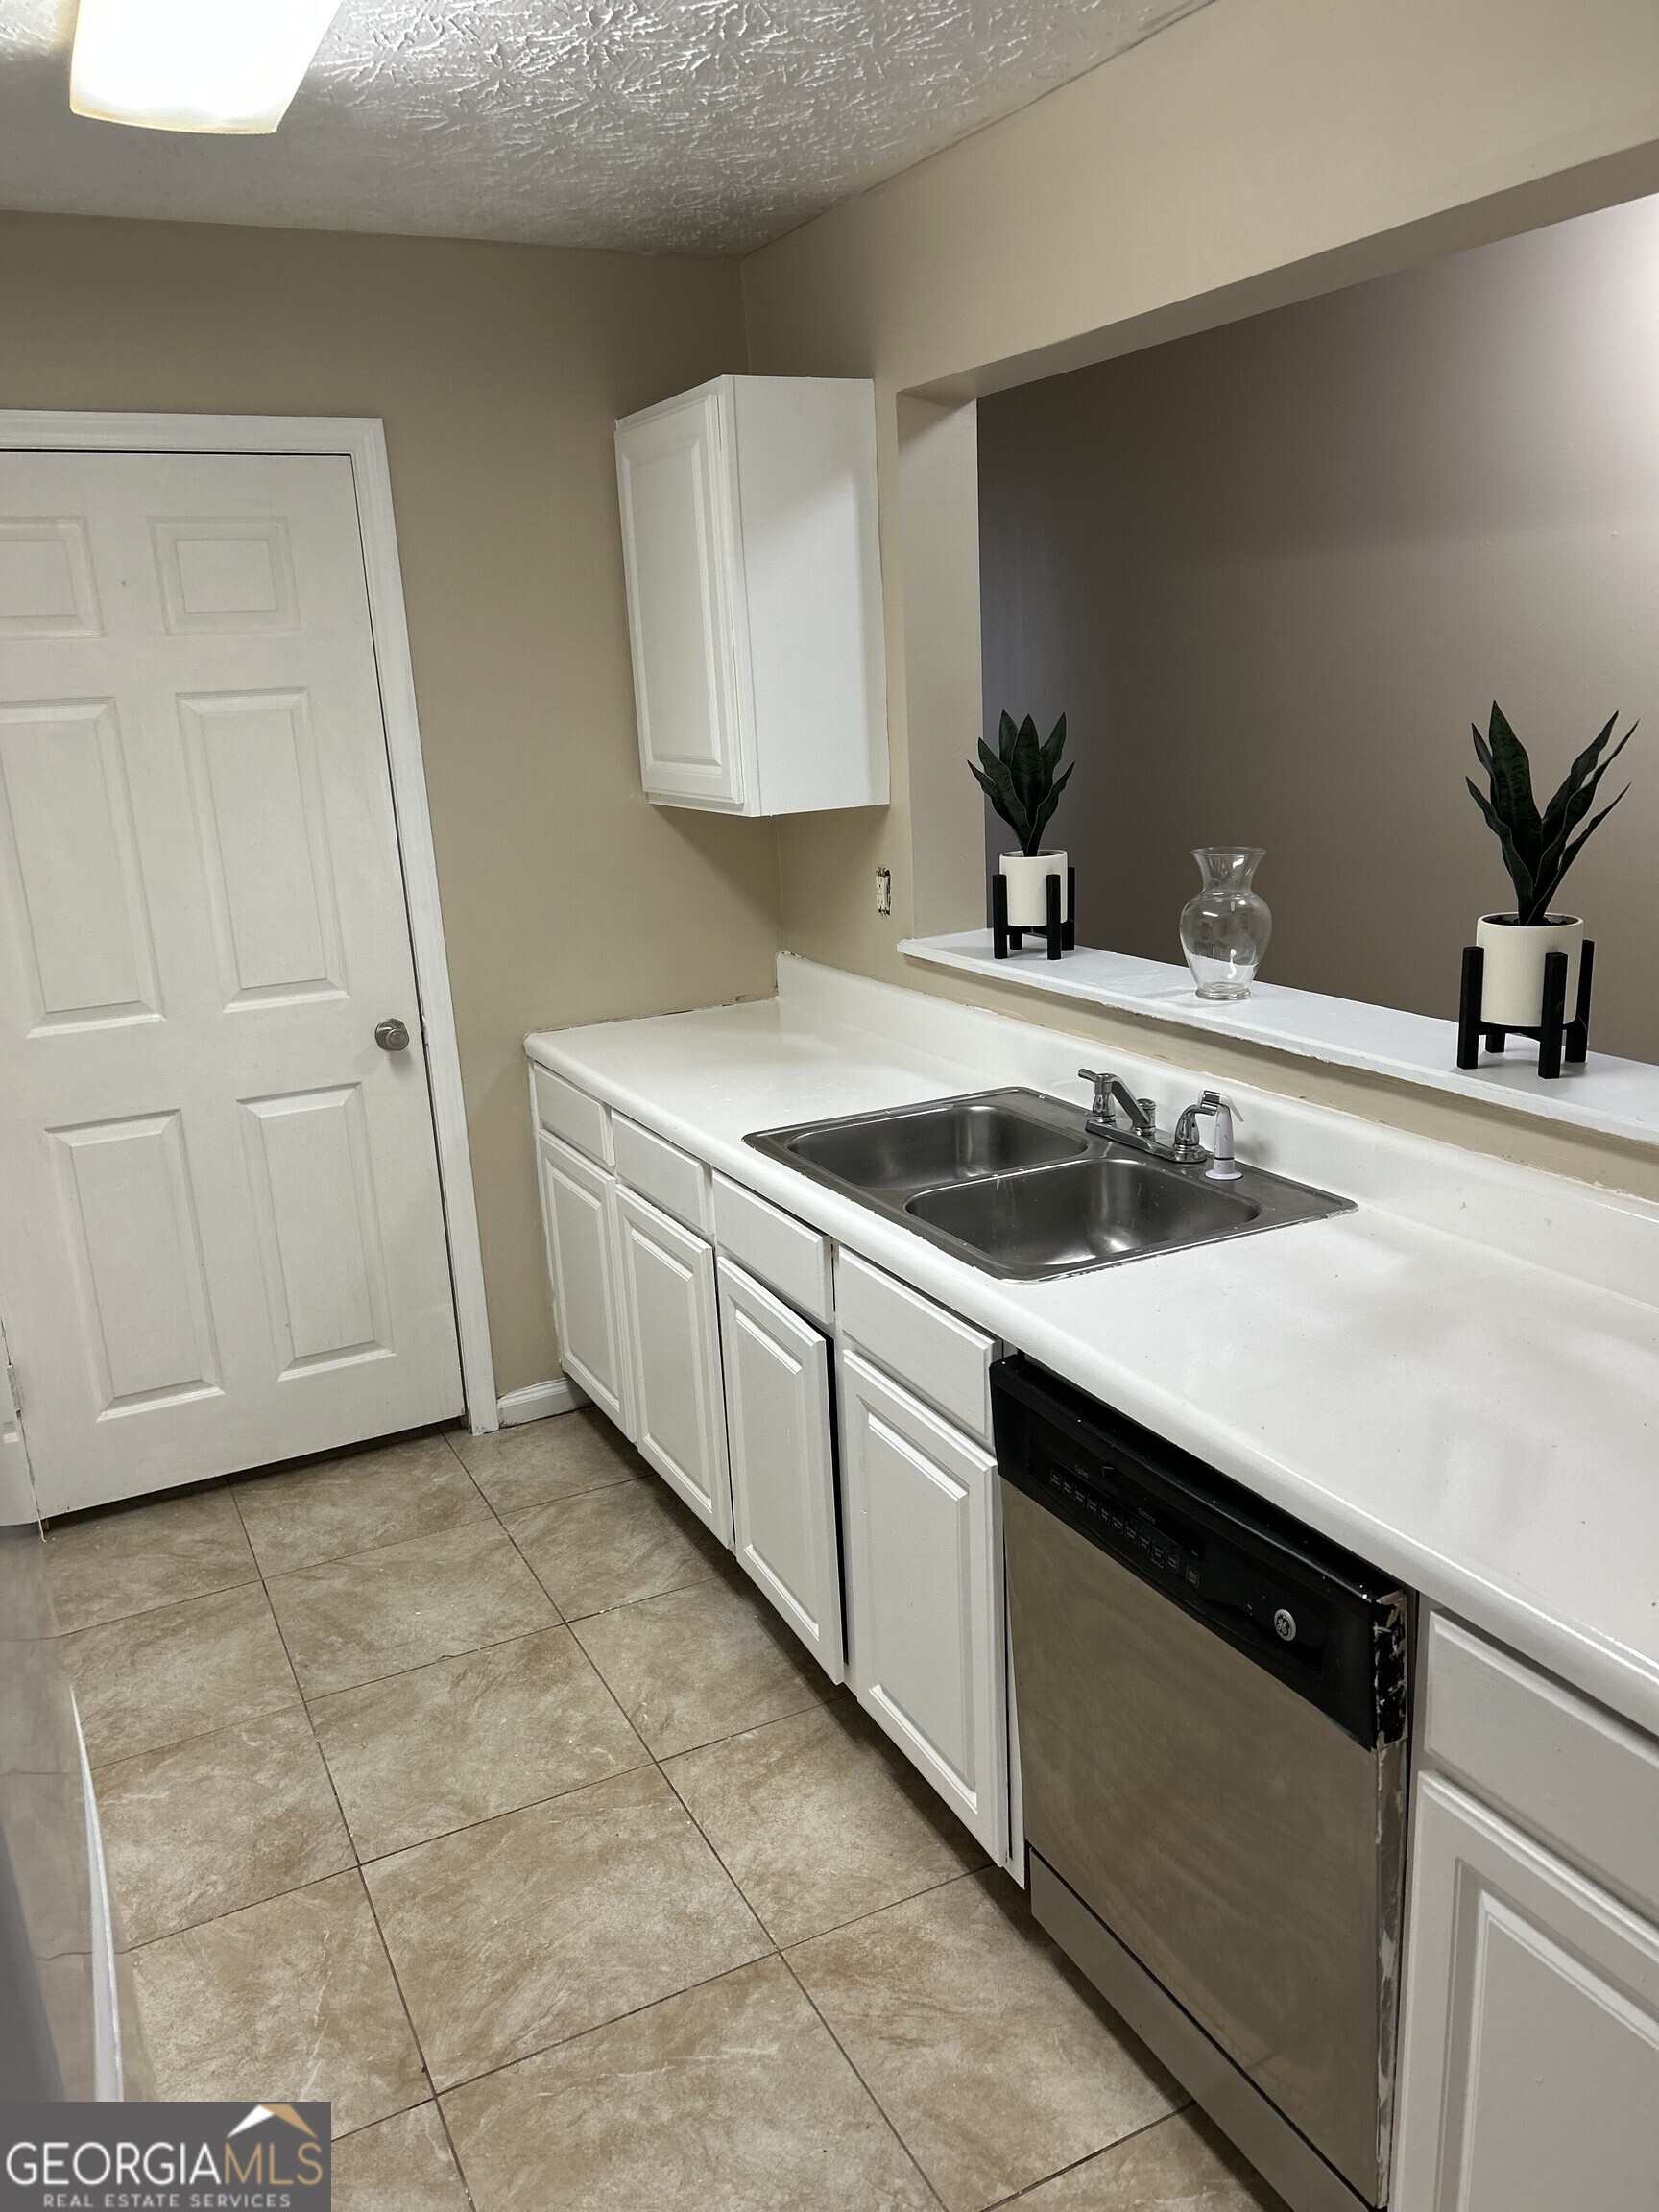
left=1456, top=939, right=1594, bottom=1081
left=991, top=867, right=1076, bottom=961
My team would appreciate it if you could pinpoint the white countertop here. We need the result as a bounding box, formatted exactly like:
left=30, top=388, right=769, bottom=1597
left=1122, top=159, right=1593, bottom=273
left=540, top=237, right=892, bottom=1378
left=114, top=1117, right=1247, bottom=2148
left=528, top=961, right=1659, bottom=1743
left=902, top=930, right=1659, bottom=1152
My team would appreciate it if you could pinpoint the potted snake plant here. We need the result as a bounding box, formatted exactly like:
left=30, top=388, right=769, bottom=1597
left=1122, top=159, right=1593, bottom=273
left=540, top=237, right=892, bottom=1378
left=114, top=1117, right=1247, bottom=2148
left=1465, top=702, right=1634, bottom=1025
left=972, top=710, right=1074, bottom=928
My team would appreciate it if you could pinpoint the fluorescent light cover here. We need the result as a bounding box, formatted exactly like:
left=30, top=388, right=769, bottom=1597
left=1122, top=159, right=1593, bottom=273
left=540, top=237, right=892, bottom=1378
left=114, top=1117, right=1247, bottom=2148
left=70, top=0, right=342, bottom=133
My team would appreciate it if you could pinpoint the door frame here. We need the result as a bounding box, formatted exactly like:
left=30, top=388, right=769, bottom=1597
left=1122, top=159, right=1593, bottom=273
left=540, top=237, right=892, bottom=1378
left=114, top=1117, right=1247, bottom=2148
left=0, top=410, right=499, bottom=1434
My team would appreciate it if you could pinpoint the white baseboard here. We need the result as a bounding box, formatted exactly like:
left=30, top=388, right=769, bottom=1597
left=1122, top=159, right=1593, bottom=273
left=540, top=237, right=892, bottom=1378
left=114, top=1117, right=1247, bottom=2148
left=496, top=1376, right=587, bottom=1427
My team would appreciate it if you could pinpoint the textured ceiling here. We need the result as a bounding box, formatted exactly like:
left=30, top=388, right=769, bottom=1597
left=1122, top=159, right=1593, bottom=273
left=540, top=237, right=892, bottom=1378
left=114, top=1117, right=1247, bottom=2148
left=0, top=1, right=1211, bottom=254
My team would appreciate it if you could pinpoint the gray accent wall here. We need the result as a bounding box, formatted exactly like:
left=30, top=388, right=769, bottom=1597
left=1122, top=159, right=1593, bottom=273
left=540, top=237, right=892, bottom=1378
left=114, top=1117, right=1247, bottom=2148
left=978, top=191, right=1659, bottom=1065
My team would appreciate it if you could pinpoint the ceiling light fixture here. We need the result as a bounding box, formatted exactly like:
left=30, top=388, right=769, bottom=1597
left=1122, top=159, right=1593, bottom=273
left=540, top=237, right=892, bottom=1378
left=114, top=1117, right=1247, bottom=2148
left=69, top=0, right=342, bottom=134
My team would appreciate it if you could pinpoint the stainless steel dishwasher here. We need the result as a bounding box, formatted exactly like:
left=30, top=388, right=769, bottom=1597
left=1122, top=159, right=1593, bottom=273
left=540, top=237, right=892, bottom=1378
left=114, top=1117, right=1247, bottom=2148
left=994, top=1357, right=1409, bottom=2212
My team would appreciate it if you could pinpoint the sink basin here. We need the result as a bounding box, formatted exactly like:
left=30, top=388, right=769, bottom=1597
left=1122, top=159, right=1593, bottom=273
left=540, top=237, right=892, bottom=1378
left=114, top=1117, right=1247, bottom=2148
left=907, top=1155, right=1261, bottom=1275
left=746, top=1087, right=1352, bottom=1279
left=784, top=1094, right=1086, bottom=1192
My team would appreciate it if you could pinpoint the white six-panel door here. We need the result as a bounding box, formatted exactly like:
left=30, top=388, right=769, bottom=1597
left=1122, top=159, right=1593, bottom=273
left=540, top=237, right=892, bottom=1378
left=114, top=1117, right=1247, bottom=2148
left=718, top=1256, right=842, bottom=1681
left=614, top=1185, right=733, bottom=1544
left=0, top=451, right=463, bottom=1514
left=838, top=1347, right=1007, bottom=1859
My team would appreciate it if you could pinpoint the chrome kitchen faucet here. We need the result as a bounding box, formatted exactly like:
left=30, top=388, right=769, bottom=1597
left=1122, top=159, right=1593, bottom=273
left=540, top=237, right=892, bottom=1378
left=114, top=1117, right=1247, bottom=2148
left=1080, top=1068, right=1243, bottom=1179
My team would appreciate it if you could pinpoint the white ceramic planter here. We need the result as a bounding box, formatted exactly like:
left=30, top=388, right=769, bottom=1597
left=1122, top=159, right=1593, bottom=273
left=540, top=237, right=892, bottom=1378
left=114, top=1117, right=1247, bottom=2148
left=1475, top=913, right=1583, bottom=1027
left=999, top=851, right=1070, bottom=929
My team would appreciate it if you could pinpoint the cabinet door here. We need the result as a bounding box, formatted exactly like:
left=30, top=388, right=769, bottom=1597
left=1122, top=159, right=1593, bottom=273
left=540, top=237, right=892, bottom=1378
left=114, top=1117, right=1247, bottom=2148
left=614, top=1186, right=733, bottom=1545
left=537, top=1130, right=635, bottom=1438
left=838, top=1347, right=1007, bottom=1858
left=1392, top=1772, right=1659, bottom=2212
left=718, top=1259, right=842, bottom=1683
left=614, top=388, right=751, bottom=812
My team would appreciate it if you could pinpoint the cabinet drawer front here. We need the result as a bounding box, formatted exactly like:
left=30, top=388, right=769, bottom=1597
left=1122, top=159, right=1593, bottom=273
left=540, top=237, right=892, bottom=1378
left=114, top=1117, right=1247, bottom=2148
left=613, top=1114, right=713, bottom=1237
left=614, top=1187, right=732, bottom=1545
left=1424, top=1611, right=1659, bottom=1922
left=718, top=1258, right=842, bottom=1682
left=712, top=1172, right=833, bottom=1329
left=537, top=1130, right=632, bottom=1437
left=1393, top=1772, right=1659, bottom=2212
left=531, top=1063, right=613, bottom=1166
left=838, top=1349, right=1006, bottom=1859
left=835, top=1250, right=996, bottom=1447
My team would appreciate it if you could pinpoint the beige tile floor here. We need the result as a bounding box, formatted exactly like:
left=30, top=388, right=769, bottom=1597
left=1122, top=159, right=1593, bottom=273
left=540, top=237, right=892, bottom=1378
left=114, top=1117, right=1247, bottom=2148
left=45, top=1408, right=1286, bottom=2212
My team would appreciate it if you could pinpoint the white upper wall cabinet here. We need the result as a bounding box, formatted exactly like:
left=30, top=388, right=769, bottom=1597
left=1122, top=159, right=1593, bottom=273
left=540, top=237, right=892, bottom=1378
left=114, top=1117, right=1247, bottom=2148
left=614, top=375, right=888, bottom=816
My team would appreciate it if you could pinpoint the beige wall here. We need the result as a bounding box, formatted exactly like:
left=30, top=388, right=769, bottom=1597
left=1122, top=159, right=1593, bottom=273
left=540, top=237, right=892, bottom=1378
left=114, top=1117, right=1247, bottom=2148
left=740, top=0, right=1659, bottom=1188
left=977, top=190, right=1659, bottom=1065
left=0, top=212, right=781, bottom=1399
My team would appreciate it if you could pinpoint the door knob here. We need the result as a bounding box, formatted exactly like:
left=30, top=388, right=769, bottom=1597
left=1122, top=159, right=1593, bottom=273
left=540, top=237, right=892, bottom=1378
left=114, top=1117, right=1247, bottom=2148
left=374, top=1018, right=411, bottom=1052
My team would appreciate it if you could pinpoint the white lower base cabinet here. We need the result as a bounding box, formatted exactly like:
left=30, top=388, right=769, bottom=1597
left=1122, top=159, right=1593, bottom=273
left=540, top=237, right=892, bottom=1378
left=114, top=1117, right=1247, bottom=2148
left=1393, top=1771, right=1659, bottom=2212
left=717, top=1259, right=843, bottom=1682
left=537, top=1130, right=635, bottom=1439
left=838, top=1347, right=1007, bottom=1860
left=613, top=1186, right=733, bottom=1544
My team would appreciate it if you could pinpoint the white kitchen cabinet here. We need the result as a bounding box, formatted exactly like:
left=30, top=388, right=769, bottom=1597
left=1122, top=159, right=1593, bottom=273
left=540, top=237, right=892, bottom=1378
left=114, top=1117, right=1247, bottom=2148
left=614, top=1185, right=733, bottom=1545
left=838, top=1346, right=1007, bottom=1860
left=614, top=376, right=887, bottom=817
left=536, top=1128, right=635, bottom=1438
left=1392, top=1772, right=1659, bottom=2212
left=836, top=1248, right=996, bottom=1445
left=718, top=1258, right=843, bottom=1683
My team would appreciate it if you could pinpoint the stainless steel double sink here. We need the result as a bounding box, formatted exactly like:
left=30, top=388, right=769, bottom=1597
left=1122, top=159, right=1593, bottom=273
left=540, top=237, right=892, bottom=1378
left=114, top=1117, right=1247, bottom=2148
left=745, top=1089, right=1351, bottom=1280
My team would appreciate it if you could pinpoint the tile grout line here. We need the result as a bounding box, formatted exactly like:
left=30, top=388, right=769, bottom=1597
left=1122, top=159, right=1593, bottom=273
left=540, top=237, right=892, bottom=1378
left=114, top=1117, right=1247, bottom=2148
left=429, top=2098, right=483, bottom=2212
left=654, top=1714, right=959, bottom=2209
left=656, top=1739, right=986, bottom=1955
left=297, top=1620, right=573, bottom=1714
left=443, top=1422, right=725, bottom=1626
left=246, top=1423, right=808, bottom=2173
left=86, top=1694, right=306, bottom=1780
left=242, top=1427, right=648, bottom=1591
left=349, top=1431, right=959, bottom=2154
left=79, top=1489, right=316, bottom=1767
left=112, top=1489, right=845, bottom=1909
left=987, top=2106, right=1203, bottom=2207
left=51, top=1565, right=264, bottom=1641
left=230, top=1475, right=448, bottom=2132
left=781, top=1861, right=991, bottom=1956
left=776, top=1948, right=952, bottom=2211
left=227, top=1481, right=317, bottom=1719
left=96, top=1425, right=828, bottom=2152
left=426, top=1952, right=795, bottom=2104
left=352, top=1863, right=454, bottom=2158
left=442, top=1419, right=646, bottom=1543
left=343, top=1747, right=657, bottom=1874
left=52, top=1420, right=633, bottom=1641
left=107, top=1423, right=1181, bottom=2208
left=454, top=1414, right=1008, bottom=2203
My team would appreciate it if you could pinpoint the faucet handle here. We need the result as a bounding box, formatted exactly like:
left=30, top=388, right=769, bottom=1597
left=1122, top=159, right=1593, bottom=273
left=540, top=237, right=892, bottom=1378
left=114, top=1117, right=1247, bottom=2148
left=1078, top=1068, right=1115, bottom=1121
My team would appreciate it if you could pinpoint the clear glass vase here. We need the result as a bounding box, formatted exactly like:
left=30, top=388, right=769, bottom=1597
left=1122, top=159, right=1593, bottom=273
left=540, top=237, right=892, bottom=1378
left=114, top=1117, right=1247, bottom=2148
left=1180, top=847, right=1271, bottom=1000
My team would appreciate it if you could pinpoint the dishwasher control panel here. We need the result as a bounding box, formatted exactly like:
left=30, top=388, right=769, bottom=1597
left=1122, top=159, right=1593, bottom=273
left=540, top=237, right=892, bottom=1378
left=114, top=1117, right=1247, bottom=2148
left=994, top=1353, right=1408, bottom=1749
left=1035, top=1444, right=1334, bottom=1674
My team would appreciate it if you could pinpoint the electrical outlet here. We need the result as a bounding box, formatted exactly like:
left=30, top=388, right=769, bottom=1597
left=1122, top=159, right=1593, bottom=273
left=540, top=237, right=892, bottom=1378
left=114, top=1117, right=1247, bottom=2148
left=875, top=867, right=892, bottom=917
